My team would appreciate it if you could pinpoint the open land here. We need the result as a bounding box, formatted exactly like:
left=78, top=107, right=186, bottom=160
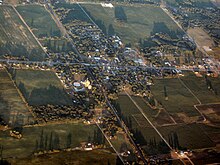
left=0, top=122, right=97, bottom=158
left=0, top=69, right=34, bottom=127
left=0, top=5, right=45, bottom=61
left=8, top=149, right=117, bottom=165
left=16, top=5, right=61, bottom=38
left=80, top=3, right=183, bottom=46
left=14, top=69, right=73, bottom=106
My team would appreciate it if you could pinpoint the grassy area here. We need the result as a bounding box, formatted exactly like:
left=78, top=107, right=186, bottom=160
left=16, top=5, right=61, bottom=38
left=15, top=69, right=72, bottom=106
left=0, top=69, right=34, bottom=126
left=180, top=72, right=220, bottom=104
left=115, top=94, right=214, bottom=151
left=0, top=6, right=45, bottom=61
left=159, top=123, right=215, bottom=149
left=9, top=149, right=116, bottom=165
left=0, top=123, right=97, bottom=158
left=81, top=3, right=183, bottom=46
left=151, top=77, right=200, bottom=117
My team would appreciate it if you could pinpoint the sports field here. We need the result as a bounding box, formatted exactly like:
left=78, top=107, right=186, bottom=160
left=0, top=69, right=34, bottom=127
left=15, top=69, right=73, bottom=106
left=0, top=6, right=45, bottom=61
left=16, top=5, right=61, bottom=38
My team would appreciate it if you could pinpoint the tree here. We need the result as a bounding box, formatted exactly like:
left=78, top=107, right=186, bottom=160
left=66, top=132, right=72, bottom=148
left=164, top=86, right=168, bottom=100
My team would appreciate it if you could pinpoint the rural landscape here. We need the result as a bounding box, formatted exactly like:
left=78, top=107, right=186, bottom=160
left=0, top=0, right=220, bottom=164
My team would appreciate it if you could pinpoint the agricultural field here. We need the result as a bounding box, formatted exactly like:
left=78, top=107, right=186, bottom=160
left=9, top=149, right=117, bottom=165
left=0, top=5, right=45, bottom=61
left=0, top=69, right=34, bottom=127
left=14, top=69, right=73, bottom=106
left=0, top=122, right=97, bottom=158
left=151, top=77, right=201, bottom=120
left=59, top=3, right=183, bottom=46
left=180, top=72, right=220, bottom=104
left=16, top=5, right=61, bottom=38
left=115, top=94, right=216, bottom=152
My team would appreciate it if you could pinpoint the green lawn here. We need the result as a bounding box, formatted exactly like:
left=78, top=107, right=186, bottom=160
left=15, top=69, right=73, bottom=106
left=0, top=69, right=34, bottom=126
left=151, top=77, right=200, bottom=117
left=0, top=123, right=97, bottom=158
left=81, top=3, right=183, bottom=46
left=16, top=5, right=61, bottom=38
left=0, top=6, right=45, bottom=61
left=180, top=73, right=220, bottom=104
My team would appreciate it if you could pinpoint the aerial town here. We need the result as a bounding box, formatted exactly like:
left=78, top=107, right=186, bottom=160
left=0, top=0, right=220, bottom=164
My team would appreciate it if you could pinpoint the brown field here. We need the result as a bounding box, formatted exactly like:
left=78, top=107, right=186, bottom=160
left=188, top=27, right=215, bottom=49
left=196, top=104, right=220, bottom=125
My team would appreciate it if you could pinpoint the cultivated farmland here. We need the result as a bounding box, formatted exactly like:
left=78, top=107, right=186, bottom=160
left=0, top=69, right=34, bottom=127
left=180, top=72, right=220, bottom=104
left=80, top=3, right=183, bottom=46
left=0, top=122, right=97, bottom=158
left=151, top=77, right=200, bottom=117
left=14, top=69, right=73, bottom=106
left=115, top=94, right=215, bottom=152
left=0, top=5, right=45, bottom=61
left=16, top=5, right=61, bottom=38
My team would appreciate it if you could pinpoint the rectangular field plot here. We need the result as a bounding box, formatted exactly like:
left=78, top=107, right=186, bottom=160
left=80, top=3, right=183, bottom=45
left=180, top=72, right=220, bottom=104
left=0, top=69, right=34, bottom=126
left=15, top=69, right=73, bottom=106
left=0, top=123, right=97, bottom=158
left=16, top=5, right=61, bottom=38
left=0, top=6, right=45, bottom=61
left=151, top=78, right=200, bottom=117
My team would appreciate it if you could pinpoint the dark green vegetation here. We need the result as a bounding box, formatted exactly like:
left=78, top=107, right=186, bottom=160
left=114, top=94, right=215, bottom=155
left=16, top=5, right=61, bottom=38
left=151, top=77, right=200, bottom=117
left=53, top=3, right=92, bottom=24
left=180, top=72, right=220, bottom=104
left=0, top=6, right=45, bottom=61
left=81, top=3, right=183, bottom=46
left=0, top=69, right=34, bottom=127
left=13, top=69, right=72, bottom=106
left=0, top=123, right=97, bottom=158
left=8, top=149, right=116, bottom=165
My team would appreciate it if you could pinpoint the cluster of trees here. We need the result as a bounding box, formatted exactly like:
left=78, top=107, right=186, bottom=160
left=89, top=129, right=105, bottom=145
left=46, top=39, right=72, bottom=53
left=115, top=6, right=127, bottom=22
left=35, top=130, right=63, bottom=151
left=17, top=83, right=72, bottom=106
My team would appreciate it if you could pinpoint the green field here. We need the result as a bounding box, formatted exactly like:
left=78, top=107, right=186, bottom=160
left=151, top=77, right=200, bottom=117
left=0, top=69, right=34, bottom=126
left=15, top=69, right=72, bottom=106
left=0, top=6, right=45, bottom=61
left=180, top=73, right=220, bottom=104
left=16, top=5, right=61, bottom=38
left=115, top=94, right=215, bottom=152
left=80, top=3, right=183, bottom=46
left=0, top=123, right=97, bottom=158
left=9, top=149, right=117, bottom=165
